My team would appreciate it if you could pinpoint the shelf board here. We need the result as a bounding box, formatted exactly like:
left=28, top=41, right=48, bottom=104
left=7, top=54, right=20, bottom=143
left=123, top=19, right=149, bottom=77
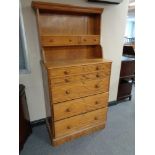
left=43, top=58, right=112, bottom=69
left=32, top=1, right=103, bottom=14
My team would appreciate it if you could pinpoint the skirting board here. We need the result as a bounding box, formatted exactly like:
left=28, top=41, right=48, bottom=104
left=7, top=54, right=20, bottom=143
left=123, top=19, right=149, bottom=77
left=30, top=101, right=117, bottom=127
left=31, top=118, right=46, bottom=127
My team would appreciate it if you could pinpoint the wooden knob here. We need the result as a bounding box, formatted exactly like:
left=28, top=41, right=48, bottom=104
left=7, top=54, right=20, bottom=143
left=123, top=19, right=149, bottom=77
left=83, top=39, right=87, bottom=42
left=67, top=126, right=71, bottom=129
left=96, top=74, right=100, bottom=78
left=65, top=79, right=70, bottom=83
left=66, top=90, right=70, bottom=94
left=96, top=66, right=99, bottom=70
left=95, top=84, right=99, bottom=88
left=69, top=39, right=72, bottom=42
left=64, top=71, right=69, bottom=75
left=66, top=108, right=70, bottom=112
left=49, top=39, right=54, bottom=42
left=94, top=117, right=98, bottom=120
left=95, top=101, right=99, bottom=105
left=94, top=39, right=97, bottom=41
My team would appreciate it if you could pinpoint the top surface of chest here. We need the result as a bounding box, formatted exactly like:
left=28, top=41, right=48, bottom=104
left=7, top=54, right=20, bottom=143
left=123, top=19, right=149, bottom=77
left=44, top=58, right=112, bottom=69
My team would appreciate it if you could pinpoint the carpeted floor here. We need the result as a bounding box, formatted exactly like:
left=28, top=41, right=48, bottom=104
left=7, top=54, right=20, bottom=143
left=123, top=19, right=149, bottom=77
left=20, top=88, right=135, bottom=155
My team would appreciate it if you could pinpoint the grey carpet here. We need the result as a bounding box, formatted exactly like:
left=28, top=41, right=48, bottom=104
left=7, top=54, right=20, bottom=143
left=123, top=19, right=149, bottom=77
left=20, top=88, right=135, bottom=155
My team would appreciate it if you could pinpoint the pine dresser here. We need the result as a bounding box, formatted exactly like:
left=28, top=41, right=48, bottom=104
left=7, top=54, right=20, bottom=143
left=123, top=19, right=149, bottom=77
left=32, top=1, right=112, bottom=146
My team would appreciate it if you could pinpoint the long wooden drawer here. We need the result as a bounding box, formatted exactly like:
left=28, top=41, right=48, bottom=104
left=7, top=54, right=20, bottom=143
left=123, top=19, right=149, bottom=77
left=54, top=108, right=107, bottom=138
left=41, top=36, right=79, bottom=46
left=48, top=62, right=111, bottom=78
left=50, top=71, right=109, bottom=86
left=51, top=77, right=110, bottom=103
left=53, top=93, right=109, bottom=121
left=80, top=35, right=100, bottom=45
left=41, top=35, right=100, bottom=46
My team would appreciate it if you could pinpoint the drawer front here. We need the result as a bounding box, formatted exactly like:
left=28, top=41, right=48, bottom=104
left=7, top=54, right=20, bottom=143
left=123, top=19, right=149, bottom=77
left=83, top=63, right=111, bottom=74
left=51, top=77, right=110, bottom=103
left=49, top=66, right=82, bottom=78
left=41, top=36, right=79, bottom=46
left=50, top=71, right=109, bottom=86
left=49, top=62, right=111, bottom=78
left=80, top=35, right=100, bottom=45
left=54, top=108, right=107, bottom=138
left=53, top=93, right=109, bottom=121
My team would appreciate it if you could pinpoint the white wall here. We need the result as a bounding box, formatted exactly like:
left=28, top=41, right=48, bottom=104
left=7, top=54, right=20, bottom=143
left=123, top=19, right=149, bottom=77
left=20, top=0, right=129, bottom=121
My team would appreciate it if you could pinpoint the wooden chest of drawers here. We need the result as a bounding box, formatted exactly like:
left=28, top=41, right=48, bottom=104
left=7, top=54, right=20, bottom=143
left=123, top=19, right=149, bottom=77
left=42, top=59, right=112, bottom=145
left=32, top=1, right=112, bottom=146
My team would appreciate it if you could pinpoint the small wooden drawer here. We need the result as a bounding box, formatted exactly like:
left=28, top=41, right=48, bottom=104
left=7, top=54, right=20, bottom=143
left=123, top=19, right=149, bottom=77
left=84, top=63, right=111, bottom=74
left=54, top=108, right=107, bottom=138
left=53, top=93, right=109, bottom=121
left=50, top=72, right=108, bottom=86
left=51, top=77, right=110, bottom=103
left=49, top=66, right=82, bottom=78
left=41, top=36, right=79, bottom=46
left=80, top=35, right=100, bottom=45
left=49, top=62, right=111, bottom=78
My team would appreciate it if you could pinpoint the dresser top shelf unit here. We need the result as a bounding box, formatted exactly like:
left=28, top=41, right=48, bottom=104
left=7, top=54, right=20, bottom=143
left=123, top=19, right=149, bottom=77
left=32, top=1, right=104, bottom=63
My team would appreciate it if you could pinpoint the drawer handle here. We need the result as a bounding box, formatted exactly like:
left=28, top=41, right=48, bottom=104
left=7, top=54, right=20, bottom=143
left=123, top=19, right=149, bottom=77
left=94, top=39, right=97, bottom=41
left=66, top=108, right=70, bottom=112
left=65, top=90, right=70, bottom=94
left=96, top=66, right=99, bottom=70
left=69, top=39, right=72, bottom=42
left=65, top=79, right=70, bottom=83
left=83, top=39, right=87, bottom=42
left=64, top=71, right=69, bottom=75
left=95, top=101, right=99, bottom=105
left=49, top=39, right=54, bottom=42
left=94, top=117, right=98, bottom=120
left=67, top=126, right=71, bottom=129
left=95, top=84, right=100, bottom=88
left=96, top=74, right=100, bottom=78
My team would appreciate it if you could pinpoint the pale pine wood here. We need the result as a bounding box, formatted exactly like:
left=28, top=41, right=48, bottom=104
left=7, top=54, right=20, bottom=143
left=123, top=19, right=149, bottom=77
left=33, top=2, right=103, bottom=63
left=41, top=36, right=79, bottom=47
left=32, top=1, right=103, bottom=14
left=45, top=58, right=112, bottom=68
left=47, top=60, right=111, bottom=78
left=51, top=77, right=110, bottom=103
left=32, top=1, right=112, bottom=146
left=50, top=71, right=110, bottom=87
left=53, top=93, right=109, bottom=121
left=80, top=35, right=100, bottom=45
left=39, top=14, right=89, bottom=36
left=41, top=35, right=100, bottom=46
left=41, top=63, right=55, bottom=137
left=43, top=46, right=103, bottom=62
left=54, top=108, right=107, bottom=137
left=52, top=123, right=105, bottom=146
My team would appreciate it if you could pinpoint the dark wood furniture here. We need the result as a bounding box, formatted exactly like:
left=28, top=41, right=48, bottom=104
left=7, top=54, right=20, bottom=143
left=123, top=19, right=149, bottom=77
left=32, top=1, right=112, bottom=146
left=19, top=84, right=32, bottom=151
left=117, top=56, right=135, bottom=101
left=123, top=45, right=135, bottom=56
